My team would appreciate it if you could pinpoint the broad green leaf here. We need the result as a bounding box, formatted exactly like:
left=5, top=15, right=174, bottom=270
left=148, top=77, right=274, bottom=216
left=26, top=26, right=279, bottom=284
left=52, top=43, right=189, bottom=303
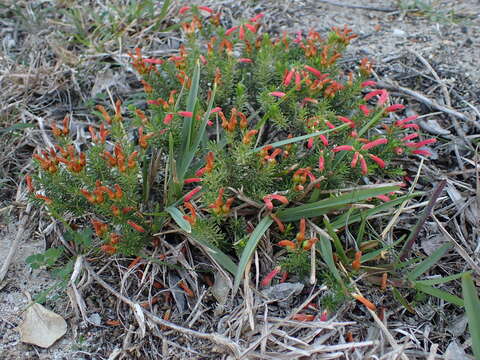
left=186, top=233, right=237, bottom=275
left=462, top=273, right=480, bottom=360
left=233, top=216, right=273, bottom=293
left=407, top=243, right=452, bottom=281
left=277, top=185, right=399, bottom=222
left=165, top=206, right=191, bottom=233
left=414, top=283, right=463, bottom=306
left=416, top=271, right=469, bottom=286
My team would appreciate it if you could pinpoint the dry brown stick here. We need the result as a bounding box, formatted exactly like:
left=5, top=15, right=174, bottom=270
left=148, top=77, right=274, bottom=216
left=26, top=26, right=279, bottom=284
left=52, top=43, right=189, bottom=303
left=432, top=214, right=480, bottom=277
left=0, top=204, right=32, bottom=284
left=377, top=81, right=480, bottom=132
left=83, top=259, right=242, bottom=358
left=399, top=179, right=447, bottom=261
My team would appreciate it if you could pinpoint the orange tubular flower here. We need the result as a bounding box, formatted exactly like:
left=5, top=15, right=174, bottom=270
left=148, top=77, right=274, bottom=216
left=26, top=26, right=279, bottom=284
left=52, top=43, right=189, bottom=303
left=278, top=240, right=296, bottom=250
left=92, top=219, right=108, bottom=237
left=127, top=151, right=138, bottom=169
left=138, top=127, right=154, bottom=149
left=352, top=294, right=376, bottom=311
left=114, top=184, right=123, bottom=199
left=183, top=202, right=197, bottom=225
left=101, top=244, right=117, bottom=254
left=242, top=129, right=258, bottom=145
left=351, top=251, right=362, bottom=271
left=270, top=214, right=285, bottom=233
left=296, top=218, right=306, bottom=242
left=128, top=220, right=146, bottom=233
left=35, top=194, right=53, bottom=205
left=96, top=105, right=112, bottom=124
left=25, top=175, right=34, bottom=192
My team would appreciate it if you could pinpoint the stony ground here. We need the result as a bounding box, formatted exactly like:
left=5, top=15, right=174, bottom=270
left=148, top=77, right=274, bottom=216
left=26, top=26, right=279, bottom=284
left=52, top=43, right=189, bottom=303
left=0, top=0, right=479, bottom=359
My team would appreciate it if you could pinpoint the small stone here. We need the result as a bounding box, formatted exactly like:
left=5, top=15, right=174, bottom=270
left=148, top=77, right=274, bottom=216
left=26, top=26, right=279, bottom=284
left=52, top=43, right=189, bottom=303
left=392, top=28, right=406, bottom=37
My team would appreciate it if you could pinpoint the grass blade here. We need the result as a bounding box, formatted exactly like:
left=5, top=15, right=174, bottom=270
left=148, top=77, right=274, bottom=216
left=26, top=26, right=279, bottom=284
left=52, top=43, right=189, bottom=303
left=323, top=216, right=348, bottom=264
left=416, top=271, right=469, bottom=286
left=392, top=287, right=415, bottom=314
left=318, top=233, right=347, bottom=292
left=462, top=273, right=480, bottom=359
left=414, top=283, right=463, bottom=306
left=330, top=192, right=421, bottom=229
left=248, top=124, right=348, bottom=154
left=233, top=216, right=273, bottom=294
left=178, top=60, right=200, bottom=179
left=407, top=243, right=452, bottom=281
left=277, top=185, right=399, bottom=222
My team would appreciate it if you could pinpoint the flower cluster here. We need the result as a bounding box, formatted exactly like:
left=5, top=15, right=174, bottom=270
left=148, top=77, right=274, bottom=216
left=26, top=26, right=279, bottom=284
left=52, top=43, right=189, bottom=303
left=27, top=5, right=437, bottom=285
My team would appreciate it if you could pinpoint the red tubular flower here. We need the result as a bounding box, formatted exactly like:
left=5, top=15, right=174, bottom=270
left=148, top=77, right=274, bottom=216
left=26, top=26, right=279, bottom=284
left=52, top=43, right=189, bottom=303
left=351, top=151, right=360, bottom=168
left=184, top=186, right=202, bottom=202
left=250, top=13, right=264, bottom=22
left=412, top=149, right=432, bottom=156
left=359, top=104, right=370, bottom=116
left=318, top=152, right=325, bottom=172
left=320, top=310, right=328, bottom=322
left=385, top=104, right=405, bottom=112
left=369, top=154, right=386, bottom=168
left=198, top=6, right=214, bottom=13
left=410, top=138, right=437, bottom=148
left=361, top=138, right=388, bottom=150
left=211, top=107, right=222, bottom=113
left=239, top=25, right=245, bottom=40
left=359, top=155, right=368, bottom=175
left=304, top=65, right=322, bottom=78
left=361, top=80, right=377, bottom=88
left=378, top=90, right=389, bottom=106
left=333, top=145, right=355, bottom=152
left=225, top=25, right=239, bottom=36
left=128, top=220, right=146, bottom=233
left=307, top=137, right=314, bottom=149
left=269, top=91, right=286, bottom=98
left=238, top=58, right=253, bottom=63
left=402, top=133, right=419, bottom=142
left=261, top=266, right=281, bottom=287
left=263, top=194, right=289, bottom=210
left=163, top=113, right=174, bottom=125
left=375, top=194, right=391, bottom=202
left=178, top=111, right=193, bottom=117
left=184, top=178, right=203, bottom=184
left=143, top=58, right=164, bottom=64
left=302, top=97, right=318, bottom=105
left=395, top=115, right=418, bottom=127
left=179, top=6, right=191, bottom=14
left=283, top=69, right=294, bottom=86
left=338, top=116, right=355, bottom=128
